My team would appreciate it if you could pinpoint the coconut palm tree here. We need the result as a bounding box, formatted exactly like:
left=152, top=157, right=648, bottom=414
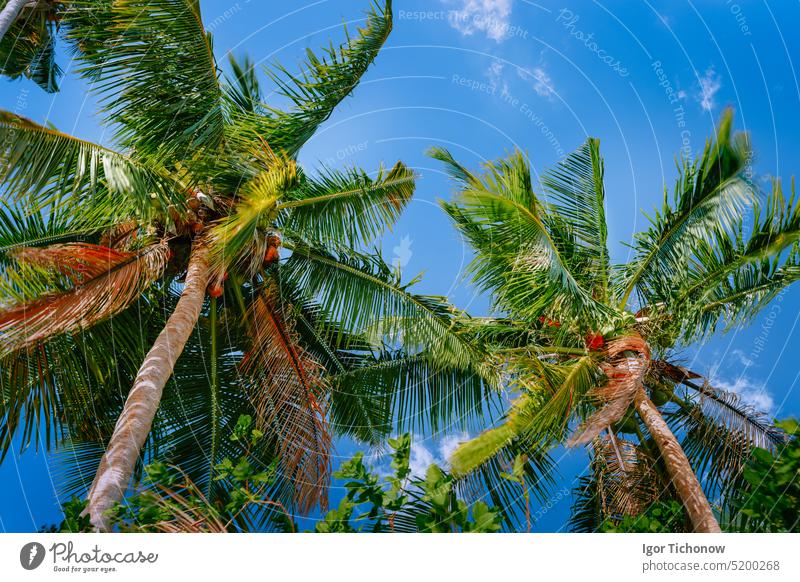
left=0, top=0, right=491, bottom=531
left=431, top=110, right=799, bottom=532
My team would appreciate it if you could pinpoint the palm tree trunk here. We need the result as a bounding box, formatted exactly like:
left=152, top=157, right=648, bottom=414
left=0, top=0, right=32, bottom=42
left=85, top=241, right=211, bottom=531
left=634, top=390, right=721, bottom=533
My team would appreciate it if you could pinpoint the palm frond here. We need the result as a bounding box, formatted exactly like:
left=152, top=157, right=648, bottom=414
left=240, top=284, right=332, bottom=513
left=0, top=241, right=170, bottom=354
left=330, top=350, right=493, bottom=443
left=255, top=0, right=393, bottom=157
left=282, top=242, right=485, bottom=370
left=617, top=109, right=753, bottom=308
left=433, top=147, right=613, bottom=327
left=225, top=52, right=262, bottom=114
left=70, top=0, right=226, bottom=164
left=0, top=198, right=108, bottom=262
left=450, top=356, right=600, bottom=477
left=208, top=161, right=296, bottom=277
left=0, top=111, right=180, bottom=216
left=541, top=138, right=610, bottom=301
left=0, top=3, right=62, bottom=92
left=1, top=292, right=161, bottom=465
left=277, top=161, right=415, bottom=246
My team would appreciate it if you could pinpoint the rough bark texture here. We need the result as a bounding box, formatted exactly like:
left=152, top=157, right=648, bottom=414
left=634, top=390, right=722, bottom=533
left=0, top=0, right=30, bottom=42
left=85, top=242, right=211, bottom=531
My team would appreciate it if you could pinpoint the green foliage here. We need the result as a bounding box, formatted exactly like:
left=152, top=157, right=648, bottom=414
left=1, top=0, right=494, bottom=521
left=316, top=434, right=503, bottom=533
left=434, top=111, right=799, bottom=532
left=727, top=419, right=800, bottom=532
left=600, top=501, right=686, bottom=533
left=50, top=415, right=285, bottom=532
left=0, top=1, right=64, bottom=92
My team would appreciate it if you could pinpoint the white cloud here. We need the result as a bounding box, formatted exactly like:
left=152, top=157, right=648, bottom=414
left=731, top=349, right=755, bottom=368
left=369, top=433, right=471, bottom=479
left=486, top=60, right=510, bottom=95
left=487, top=60, right=504, bottom=84
left=697, top=67, right=721, bottom=111
left=408, top=439, right=437, bottom=478
left=447, top=0, right=513, bottom=42
left=712, top=375, right=774, bottom=413
left=438, top=433, right=470, bottom=462
left=518, top=66, right=556, bottom=99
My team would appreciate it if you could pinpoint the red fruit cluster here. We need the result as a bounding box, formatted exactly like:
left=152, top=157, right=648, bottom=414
left=585, top=333, right=605, bottom=350
left=538, top=315, right=561, bottom=328
left=264, top=234, right=281, bottom=265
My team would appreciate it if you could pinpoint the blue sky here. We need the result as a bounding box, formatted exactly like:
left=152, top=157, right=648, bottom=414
left=2, top=0, right=800, bottom=532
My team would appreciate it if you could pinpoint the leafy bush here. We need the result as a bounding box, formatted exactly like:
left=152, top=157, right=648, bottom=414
left=49, top=418, right=501, bottom=533
left=599, top=501, right=686, bottom=533
left=727, top=419, right=800, bottom=532
left=316, top=434, right=502, bottom=533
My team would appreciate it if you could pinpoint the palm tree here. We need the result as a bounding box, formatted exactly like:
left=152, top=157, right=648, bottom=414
left=0, top=0, right=489, bottom=531
left=432, top=110, right=799, bottom=532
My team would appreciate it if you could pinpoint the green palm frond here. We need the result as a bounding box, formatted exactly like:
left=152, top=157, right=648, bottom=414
left=541, top=138, right=610, bottom=300
left=277, top=161, right=415, bottom=247
left=70, top=0, right=226, bottom=164
left=225, top=53, right=262, bottom=114
left=0, top=111, right=181, bottom=216
left=617, top=109, right=753, bottom=308
left=672, top=180, right=800, bottom=339
left=693, top=247, right=800, bottom=336
left=282, top=242, right=486, bottom=370
left=208, top=161, right=296, bottom=277
left=329, top=350, right=493, bottom=443
left=456, top=441, right=556, bottom=530
left=0, top=198, right=109, bottom=261
left=433, top=147, right=613, bottom=327
left=255, top=0, right=392, bottom=157
left=450, top=356, right=600, bottom=477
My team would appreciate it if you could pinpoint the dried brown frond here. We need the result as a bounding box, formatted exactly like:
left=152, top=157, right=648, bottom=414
left=99, top=220, right=140, bottom=250
left=592, top=435, right=665, bottom=521
left=568, top=333, right=651, bottom=446
left=240, top=283, right=332, bottom=513
left=0, top=241, right=169, bottom=354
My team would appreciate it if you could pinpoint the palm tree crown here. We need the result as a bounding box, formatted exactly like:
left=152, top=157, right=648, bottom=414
left=0, top=0, right=491, bottom=530
left=433, top=110, right=797, bottom=532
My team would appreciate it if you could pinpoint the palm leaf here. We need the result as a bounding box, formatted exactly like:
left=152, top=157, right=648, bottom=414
left=240, top=283, right=332, bottom=513
left=540, top=138, right=610, bottom=300
left=0, top=111, right=180, bottom=215
left=0, top=3, right=62, bottom=92
left=255, top=0, right=393, bottom=157
left=277, top=161, right=415, bottom=246
left=282, top=242, right=484, bottom=370
left=617, top=109, right=753, bottom=308
left=0, top=241, right=170, bottom=354
left=70, top=0, right=226, bottom=164
left=434, top=147, right=613, bottom=326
